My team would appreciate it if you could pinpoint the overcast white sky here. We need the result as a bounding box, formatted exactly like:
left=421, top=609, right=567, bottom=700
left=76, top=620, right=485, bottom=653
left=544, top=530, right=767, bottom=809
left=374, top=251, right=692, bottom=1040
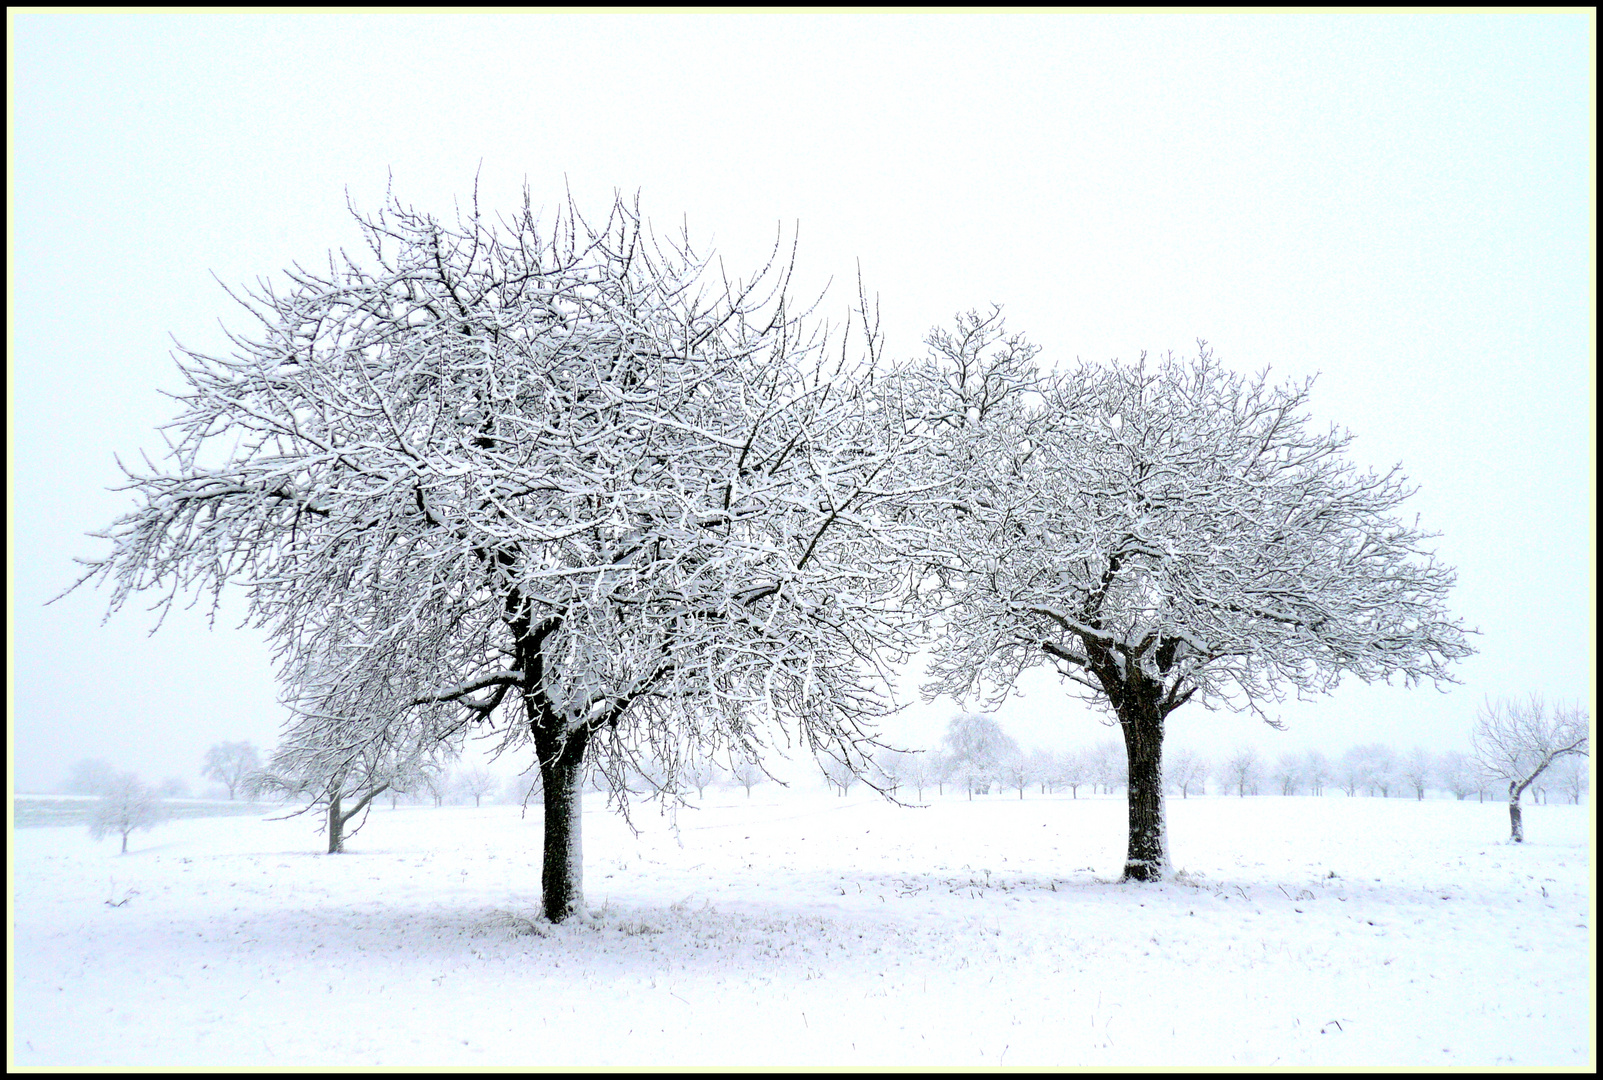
left=9, top=12, right=1594, bottom=793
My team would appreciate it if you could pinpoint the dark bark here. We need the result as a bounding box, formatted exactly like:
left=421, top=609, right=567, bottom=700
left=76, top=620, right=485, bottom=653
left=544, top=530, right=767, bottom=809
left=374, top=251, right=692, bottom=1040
left=536, top=726, right=591, bottom=923
left=1508, top=786, right=1524, bottom=843
left=1118, top=696, right=1167, bottom=881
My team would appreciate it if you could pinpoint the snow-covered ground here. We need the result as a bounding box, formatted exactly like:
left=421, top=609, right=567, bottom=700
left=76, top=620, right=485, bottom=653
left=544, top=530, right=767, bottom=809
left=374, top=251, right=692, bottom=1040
left=10, top=789, right=1592, bottom=1068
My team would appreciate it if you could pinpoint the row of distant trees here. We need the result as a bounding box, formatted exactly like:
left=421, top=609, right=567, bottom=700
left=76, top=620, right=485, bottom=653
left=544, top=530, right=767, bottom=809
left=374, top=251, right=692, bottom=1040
left=865, top=707, right=1589, bottom=814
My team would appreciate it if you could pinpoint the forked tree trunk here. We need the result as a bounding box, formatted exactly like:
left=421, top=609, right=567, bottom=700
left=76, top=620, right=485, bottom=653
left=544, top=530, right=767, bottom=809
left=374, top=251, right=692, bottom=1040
left=538, top=729, right=591, bottom=923
left=1119, top=699, right=1168, bottom=882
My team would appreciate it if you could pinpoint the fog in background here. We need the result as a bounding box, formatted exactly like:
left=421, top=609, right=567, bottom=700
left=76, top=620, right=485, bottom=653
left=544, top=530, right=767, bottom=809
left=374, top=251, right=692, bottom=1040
left=9, top=12, right=1592, bottom=794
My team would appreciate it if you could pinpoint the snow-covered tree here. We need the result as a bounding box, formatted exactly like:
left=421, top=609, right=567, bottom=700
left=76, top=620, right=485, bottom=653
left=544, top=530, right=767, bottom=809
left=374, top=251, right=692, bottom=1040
left=730, top=758, right=767, bottom=798
left=1301, top=748, right=1332, bottom=796
left=63, top=186, right=921, bottom=922
left=1220, top=747, right=1263, bottom=797
left=202, top=742, right=261, bottom=801
left=455, top=767, right=497, bottom=807
left=1270, top=751, right=1303, bottom=796
left=942, top=713, right=1018, bottom=800
left=1549, top=754, right=1588, bottom=805
left=912, top=337, right=1474, bottom=880
left=245, top=709, right=442, bottom=853
left=1166, top=746, right=1208, bottom=798
left=895, top=748, right=939, bottom=800
left=1056, top=747, right=1091, bottom=799
left=1086, top=739, right=1125, bottom=795
left=64, top=758, right=118, bottom=796
left=683, top=758, right=721, bottom=799
left=1349, top=743, right=1400, bottom=797
left=157, top=777, right=191, bottom=798
left=1027, top=748, right=1058, bottom=794
left=88, top=773, right=167, bottom=854
left=1399, top=746, right=1434, bottom=801
left=1000, top=747, right=1032, bottom=799
left=1433, top=750, right=1477, bottom=801
left=820, top=755, right=859, bottom=796
left=1472, top=696, right=1589, bottom=842
left=1335, top=747, right=1366, bottom=797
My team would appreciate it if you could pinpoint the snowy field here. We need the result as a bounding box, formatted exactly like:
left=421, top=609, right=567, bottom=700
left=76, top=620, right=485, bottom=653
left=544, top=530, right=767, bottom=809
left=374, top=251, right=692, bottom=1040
left=10, top=789, right=1593, bottom=1069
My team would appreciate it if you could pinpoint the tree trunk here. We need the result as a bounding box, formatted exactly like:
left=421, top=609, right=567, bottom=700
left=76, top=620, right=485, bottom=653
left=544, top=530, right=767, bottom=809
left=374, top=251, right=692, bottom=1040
left=1508, top=780, right=1524, bottom=843
left=327, top=788, right=344, bottom=854
left=1118, top=698, right=1168, bottom=882
left=120, top=831, right=128, bottom=854
left=538, top=730, right=590, bottom=923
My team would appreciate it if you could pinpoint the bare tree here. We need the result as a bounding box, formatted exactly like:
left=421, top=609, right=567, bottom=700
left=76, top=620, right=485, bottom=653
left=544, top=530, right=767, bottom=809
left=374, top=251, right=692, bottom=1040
left=1349, top=743, right=1400, bottom=797
left=912, top=333, right=1474, bottom=879
left=61, top=186, right=922, bottom=923
left=456, top=767, right=497, bottom=808
left=683, top=758, right=721, bottom=799
left=1166, top=746, right=1208, bottom=799
left=820, top=754, right=860, bottom=796
left=1336, top=747, right=1366, bottom=797
left=1270, top=752, right=1303, bottom=796
left=1301, top=749, right=1331, bottom=797
left=202, top=742, right=261, bottom=801
left=1000, top=747, right=1032, bottom=799
left=1056, top=748, right=1091, bottom=799
left=1434, top=750, right=1478, bottom=801
left=1399, top=746, right=1433, bottom=801
left=417, top=764, right=452, bottom=809
left=1472, top=696, right=1589, bottom=842
left=1086, top=739, right=1125, bottom=796
left=1221, top=747, right=1263, bottom=797
left=730, top=758, right=767, bottom=798
left=896, top=749, right=938, bottom=801
left=1027, top=748, right=1058, bottom=794
left=943, top=713, right=1018, bottom=801
left=244, top=714, right=438, bottom=853
left=1549, top=754, right=1588, bottom=805
left=88, top=773, right=167, bottom=854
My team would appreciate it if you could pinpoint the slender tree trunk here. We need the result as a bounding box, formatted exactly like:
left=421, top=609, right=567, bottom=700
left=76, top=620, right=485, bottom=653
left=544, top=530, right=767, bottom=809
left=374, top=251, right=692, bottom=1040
left=538, top=730, right=590, bottom=923
left=1507, top=779, right=1526, bottom=843
left=1118, top=697, right=1168, bottom=882
left=327, top=788, right=344, bottom=854
left=120, top=831, right=129, bottom=855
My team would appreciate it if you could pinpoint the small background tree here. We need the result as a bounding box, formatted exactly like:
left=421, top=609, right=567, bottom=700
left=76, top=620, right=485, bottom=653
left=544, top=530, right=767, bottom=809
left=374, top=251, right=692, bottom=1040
left=88, top=773, right=166, bottom=854
left=1472, top=696, right=1589, bottom=842
left=1057, top=748, right=1091, bottom=798
left=1302, top=749, right=1331, bottom=797
left=1434, top=750, right=1478, bottom=801
left=1166, top=747, right=1208, bottom=798
left=1549, top=754, right=1588, bottom=805
left=202, top=742, right=261, bottom=801
left=943, top=714, right=1017, bottom=800
left=1399, top=746, right=1434, bottom=800
left=1270, top=752, right=1303, bottom=796
left=455, top=767, right=498, bottom=808
left=1220, top=747, right=1263, bottom=797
